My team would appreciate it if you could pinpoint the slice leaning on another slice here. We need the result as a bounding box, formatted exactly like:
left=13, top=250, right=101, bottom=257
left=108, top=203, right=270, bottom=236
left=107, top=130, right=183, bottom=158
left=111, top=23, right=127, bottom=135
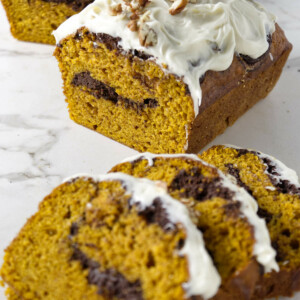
left=110, top=153, right=278, bottom=300
left=200, top=145, right=300, bottom=299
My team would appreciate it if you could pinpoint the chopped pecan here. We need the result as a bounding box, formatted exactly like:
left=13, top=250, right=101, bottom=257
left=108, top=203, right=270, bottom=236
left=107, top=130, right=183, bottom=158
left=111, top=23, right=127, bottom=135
left=169, top=0, right=188, bottom=15
left=138, top=0, right=148, bottom=7
left=128, top=20, right=138, bottom=32
left=110, top=3, right=122, bottom=15
left=138, top=23, right=157, bottom=47
left=130, top=12, right=140, bottom=20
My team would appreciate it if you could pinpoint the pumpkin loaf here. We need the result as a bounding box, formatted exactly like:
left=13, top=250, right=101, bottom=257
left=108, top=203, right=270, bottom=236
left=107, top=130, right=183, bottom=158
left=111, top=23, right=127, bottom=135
left=200, top=145, right=300, bottom=299
left=1, top=0, right=93, bottom=44
left=53, top=0, right=292, bottom=153
left=110, top=153, right=278, bottom=300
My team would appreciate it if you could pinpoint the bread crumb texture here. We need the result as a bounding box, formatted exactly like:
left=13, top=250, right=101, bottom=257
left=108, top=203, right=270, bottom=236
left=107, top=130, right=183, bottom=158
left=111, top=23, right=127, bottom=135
left=54, top=28, right=195, bottom=153
left=0, top=178, right=188, bottom=299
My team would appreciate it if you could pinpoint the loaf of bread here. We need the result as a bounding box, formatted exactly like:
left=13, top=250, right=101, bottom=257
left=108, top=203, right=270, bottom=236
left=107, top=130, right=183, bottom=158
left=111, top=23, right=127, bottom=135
left=54, top=0, right=292, bottom=153
left=200, top=145, right=300, bottom=299
left=1, top=0, right=93, bottom=44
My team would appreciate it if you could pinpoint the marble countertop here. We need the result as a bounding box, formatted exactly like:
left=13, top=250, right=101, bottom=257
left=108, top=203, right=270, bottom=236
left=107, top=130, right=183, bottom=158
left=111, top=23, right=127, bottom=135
left=0, top=0, right=300, bottom=299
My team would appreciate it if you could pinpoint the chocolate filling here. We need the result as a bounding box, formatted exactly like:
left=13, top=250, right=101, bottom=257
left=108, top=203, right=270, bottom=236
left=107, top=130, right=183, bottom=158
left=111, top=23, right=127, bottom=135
left=169, top=167, right=234, bottom=202
left=261, top=157, right=300, bottom=195
left=75, top=32, right=153, bottom=61
left=271, top=241, right=286, bottom=262
left=70, top=222, right=79, bottom=236
left=225, top=164, right=253, bottom=196
left=235, top=149, right=300, bottom=196
left=41, top=0, right=93, bottom=12
left=72, top=72, right=118, bottom=102
left=94, top=34, right=153, bottom=60
left=95, top=33, right=122, bottom=51
left=274, top=179, right=300, bottom=195
left=72, top=71, right=158, bottom=112
left=137, top=197, right=174, bottom=232
left=235, top=149, right=256, bottom=158
left=131, top=49, right=153, bottom=61
left=261, top=157, right=281, bottom=177
left=257, top=207, right=273, bottom=224
left=222, top=201, right=242, bottom=218
left=71, top=245, right=143, bottom=299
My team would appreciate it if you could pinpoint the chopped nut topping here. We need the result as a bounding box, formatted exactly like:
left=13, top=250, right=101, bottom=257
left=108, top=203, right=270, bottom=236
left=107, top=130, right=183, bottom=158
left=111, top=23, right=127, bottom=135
left=138, top=0, right=148, bottom=7
left=108, top=0, right=158, bottom=47
left=128, top=20, right=138, bottom=31
left=169, top=0, right=188, bottom=15
left=110, top=3, right=122, bottom=15
left=139, top=23, right=157, bottom=47
left=130, top=13, right=139, bottom=20
left=125, top=0, right=148, bottom=12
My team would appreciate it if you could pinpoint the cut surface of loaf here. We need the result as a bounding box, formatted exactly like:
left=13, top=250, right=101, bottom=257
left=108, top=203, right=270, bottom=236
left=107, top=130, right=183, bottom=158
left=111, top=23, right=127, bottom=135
left=110, top=153, right=278, bottom=300
left=53, top=0, right=292, bottom=153
left=0, top=0, right=92, bottom=44
left=54, top=27, right=195, bottom=153
left=200, top=145, right=300, bottom=299
left=0, top=173, right=223, bottom=300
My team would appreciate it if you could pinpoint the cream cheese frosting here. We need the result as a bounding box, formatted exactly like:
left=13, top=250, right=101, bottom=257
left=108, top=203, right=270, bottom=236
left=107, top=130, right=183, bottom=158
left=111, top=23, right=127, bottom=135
left=120, top=152, right=279, bottom=273
left=65, top=172, right=221, bottom=299
left=53, top=0, right=276, bottom=116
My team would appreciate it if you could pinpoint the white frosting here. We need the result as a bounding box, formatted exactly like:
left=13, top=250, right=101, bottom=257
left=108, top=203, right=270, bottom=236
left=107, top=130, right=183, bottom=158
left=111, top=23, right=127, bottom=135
left=224, top=144, right=300, bottom=187
left=65, top=172, right=221, bottom=299
left=119, top=152, right=279, bottom=273
left=53, top=0, right=276, bottom=116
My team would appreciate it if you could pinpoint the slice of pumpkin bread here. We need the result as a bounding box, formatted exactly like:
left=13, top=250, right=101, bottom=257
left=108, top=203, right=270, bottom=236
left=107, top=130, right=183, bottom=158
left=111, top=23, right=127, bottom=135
left=200, top=145, right=300, bottom=299
left=110, top=153, right=278, bottom=300
left=0, top=173, right=222, bottom=300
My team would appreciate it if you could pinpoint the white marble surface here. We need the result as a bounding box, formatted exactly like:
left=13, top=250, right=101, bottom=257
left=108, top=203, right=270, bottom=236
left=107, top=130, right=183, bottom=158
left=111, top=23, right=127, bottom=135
left=0, top=0, right=299, bottom=299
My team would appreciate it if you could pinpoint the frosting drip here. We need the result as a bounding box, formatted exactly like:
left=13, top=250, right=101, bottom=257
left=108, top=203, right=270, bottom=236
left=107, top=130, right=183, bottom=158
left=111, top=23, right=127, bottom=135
left=54, top=0, right=275, bottom=116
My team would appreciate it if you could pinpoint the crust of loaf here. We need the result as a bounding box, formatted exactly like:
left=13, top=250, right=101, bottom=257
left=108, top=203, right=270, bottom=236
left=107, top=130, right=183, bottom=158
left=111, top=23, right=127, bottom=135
left=187, top=24, right=292, bottom=153
left=251, top=268, right=300, bottom=299
left=212, top=259, right=260, bottom=300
